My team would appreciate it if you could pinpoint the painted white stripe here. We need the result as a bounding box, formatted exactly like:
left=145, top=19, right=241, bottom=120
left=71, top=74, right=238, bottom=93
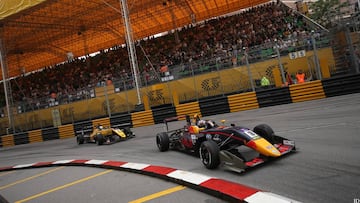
left=52, top=160, right=75, bottom=164
left=245, top=192, right=301, bottom=203
left=167, top=170, right=212, bottom=185
left=13, top=163, right=35, bottom=168
left=85, top=160, right=108, bottom=165
left=121, top=162, right=150, bottom=170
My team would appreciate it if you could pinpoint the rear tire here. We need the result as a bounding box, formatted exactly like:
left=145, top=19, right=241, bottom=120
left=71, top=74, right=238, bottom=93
left=77, top=134, right=84, bottom=145
left=199, top=141, right=220, bottom=169
left=123, top=127, right=130, bottom=135
left=253, top=124, right=275, bottom=143
left=96, top=133, right=104, bottom=145
left=156, top=132, right=170, bottom=152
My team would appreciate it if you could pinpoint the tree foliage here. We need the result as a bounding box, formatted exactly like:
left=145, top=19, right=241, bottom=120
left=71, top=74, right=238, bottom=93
left=309, top=0, right=350, bottom=28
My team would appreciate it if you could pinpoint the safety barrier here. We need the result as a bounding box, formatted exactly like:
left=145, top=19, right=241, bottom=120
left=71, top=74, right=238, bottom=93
left=152, top=105, right=177, bottom=124
left=73, top=120, right=93, bottom=136
left=41, top=127, right=59, bottom=141
left=2, top=74, right=360, bottom=148
left=58, top=124, right=75, bottom=139
left=131, top=110, right=154, bottom=127
left=322, top=74, right=360, bottom=97
left=227, top=92, right=259, bottom=113
left=0, top=135, right=14, bottom=147
left=175, top=102, right=201, bottom=118
left=198, top=96, right=230, bottom=117
left=14, top=132, right=29, bottom=145
left=289, top=80, right=325, bottom=103
left=29, top=129, right=43, bottom=143
left=110, top=114, right=133, bottom=128
left=12, top=132, right=29, bottom=145
left=255, top=87, right=292, bottom=108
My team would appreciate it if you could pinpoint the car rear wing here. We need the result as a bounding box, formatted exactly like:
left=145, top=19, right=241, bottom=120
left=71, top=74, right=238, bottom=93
left=163, top=115, right=187, bottom=123
left=163, top=115, right=191, bottom=131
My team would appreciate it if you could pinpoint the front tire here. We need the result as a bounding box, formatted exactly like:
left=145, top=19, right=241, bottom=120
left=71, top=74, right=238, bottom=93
left=253, top=124, right=275, bottom=143
left=96, top=133, right=104, bottom=145
left=112, top=135, right=120, bottom=142
left=199, top=141, right=220, bottom=169
left=156, top=132, right=170, bottom=152
left=123, top=127, right=135, bottom=138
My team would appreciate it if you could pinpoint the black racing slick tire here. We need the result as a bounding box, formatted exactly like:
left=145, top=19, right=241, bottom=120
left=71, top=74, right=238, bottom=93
left=123, top=127, right=135, bottom=138
left=77, top=134, right=85, bottom=145
left=156, top=132, right=170, bottom=152
left=96, top=133, right=104, bottom=145
left=253, top=124, right=275, bottom=144
left=112, top=135, right=120, bottom=142
left=123, top=127, right=131, bottom=135
left=199, top=141, right=220, bottom=169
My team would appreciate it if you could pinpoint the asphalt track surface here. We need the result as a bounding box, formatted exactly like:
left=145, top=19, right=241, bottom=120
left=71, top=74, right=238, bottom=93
left=0, top=93, right=360, bottom=203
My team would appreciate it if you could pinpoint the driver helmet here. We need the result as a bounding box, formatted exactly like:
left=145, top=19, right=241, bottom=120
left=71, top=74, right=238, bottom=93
left=98, top=125, right=103, bottom=130
left=197, top=120, right=206, bottom=128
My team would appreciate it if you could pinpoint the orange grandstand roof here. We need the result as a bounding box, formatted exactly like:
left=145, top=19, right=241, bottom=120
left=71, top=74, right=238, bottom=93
left=0, top=0, right=270, bottom=79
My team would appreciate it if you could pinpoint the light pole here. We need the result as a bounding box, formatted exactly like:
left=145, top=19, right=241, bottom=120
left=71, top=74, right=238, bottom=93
left=0, top=39, right=14, bottom=133
left=119, top=0, right=142, bottom=106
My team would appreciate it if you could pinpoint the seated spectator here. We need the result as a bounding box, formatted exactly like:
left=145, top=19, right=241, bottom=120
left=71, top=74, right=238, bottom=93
left=160, top=65, right=169, bottom=77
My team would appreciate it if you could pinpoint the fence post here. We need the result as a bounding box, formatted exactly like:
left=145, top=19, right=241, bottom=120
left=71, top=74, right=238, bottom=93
left=104, top=85, right=111, bottom=117
left=311, top=31, right=322, bottom=80
left=275, top=40, right=286, bottom=85
left=245, top=48, right=255, bottom=91
left=344, top=24, right=359, bottom=74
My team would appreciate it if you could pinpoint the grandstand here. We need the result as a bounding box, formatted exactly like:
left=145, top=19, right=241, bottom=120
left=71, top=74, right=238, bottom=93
left=0, top=0, right=359, bottom=136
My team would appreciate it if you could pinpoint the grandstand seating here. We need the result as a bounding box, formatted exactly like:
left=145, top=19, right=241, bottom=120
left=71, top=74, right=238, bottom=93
left=1, top=2, right=316, bottom=109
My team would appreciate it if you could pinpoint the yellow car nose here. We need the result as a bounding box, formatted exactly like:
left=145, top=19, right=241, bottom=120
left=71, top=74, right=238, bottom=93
left=247, top=138, right=281, bottom=157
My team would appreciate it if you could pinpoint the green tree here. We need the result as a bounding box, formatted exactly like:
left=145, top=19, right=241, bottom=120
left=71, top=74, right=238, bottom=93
left=309, top=0, right=350, bottom=28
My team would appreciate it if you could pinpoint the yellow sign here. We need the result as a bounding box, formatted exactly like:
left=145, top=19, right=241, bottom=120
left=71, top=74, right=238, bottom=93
left=51, top=109, right=62, bottom=127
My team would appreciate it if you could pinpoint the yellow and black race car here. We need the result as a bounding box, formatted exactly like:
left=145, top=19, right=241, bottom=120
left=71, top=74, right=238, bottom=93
left=77, top=124, right=135, bottom=145
left=156, top=114, right=296, bottom=173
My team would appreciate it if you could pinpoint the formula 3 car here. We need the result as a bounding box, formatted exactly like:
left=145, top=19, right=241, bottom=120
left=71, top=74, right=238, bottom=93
left=77, top=124, right=135, bottom=145
left=156, top=114, right=295, bottom=173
